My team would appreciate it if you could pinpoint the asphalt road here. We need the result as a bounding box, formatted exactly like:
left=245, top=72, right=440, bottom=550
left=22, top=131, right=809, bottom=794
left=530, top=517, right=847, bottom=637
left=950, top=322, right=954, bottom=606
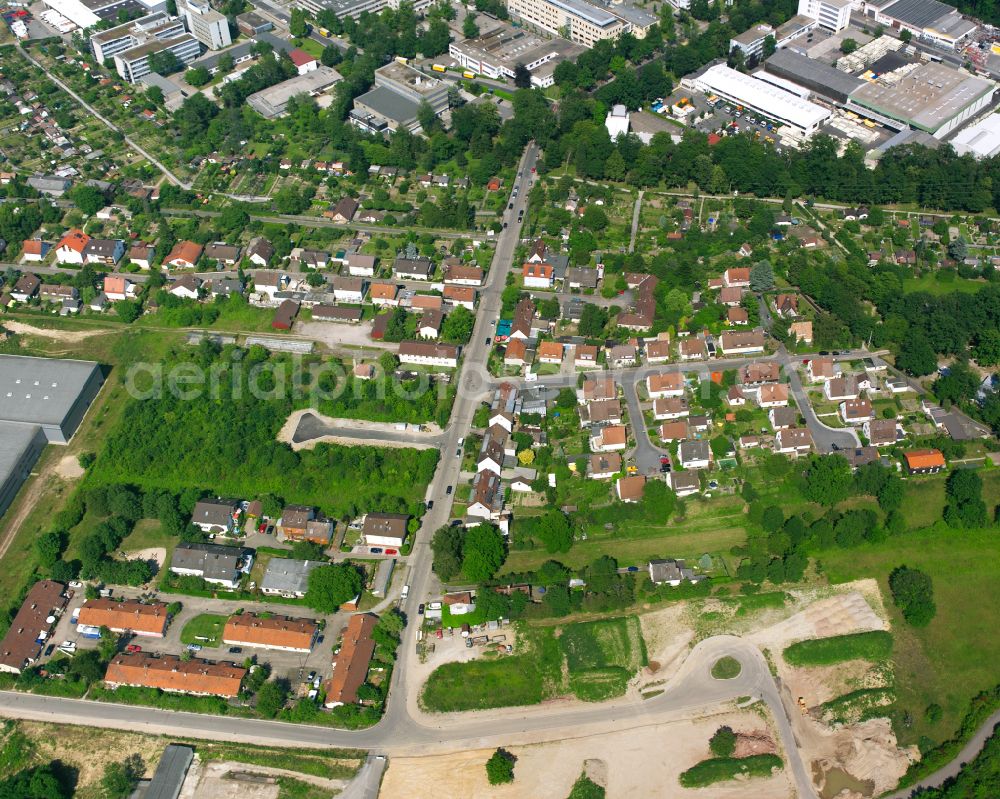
left=291, top=413, right=446, bottom=448
left=779, top=347, right=861, bottom=453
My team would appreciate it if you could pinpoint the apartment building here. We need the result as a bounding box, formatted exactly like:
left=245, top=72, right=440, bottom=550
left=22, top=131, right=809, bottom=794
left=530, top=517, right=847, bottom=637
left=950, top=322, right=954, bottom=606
left=507, top=0, right=627, bottom=47
left=798, top=0, right=851, bottom=31
left=91, top=12, right=185, bottom=62
left=179, top=0, right=232, bottom=49
left=114, top=33, right=201, bottom=83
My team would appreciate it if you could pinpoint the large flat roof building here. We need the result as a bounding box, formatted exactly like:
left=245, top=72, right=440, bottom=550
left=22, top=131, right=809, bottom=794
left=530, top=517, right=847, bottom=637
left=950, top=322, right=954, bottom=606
left=863, top=0, right=977, bottom=50
left=247, top=66, right=342, bottom=118
left=179, top=0, right=231, bottom=50
left=951, top=113, right=1000, bottom=158
left=507, top=0, right=627, bottom=47
left=688, top=63, right=832, bottom=134
left=449, top=19, right=585, bottom=88
left=43, top=0, right=165, bottom=30
left=764, top=49, right=865, bottom=103
left=847, top=61, right=995, bottom=138
left=114, top=33, right=201, bottom=83
left=0, top=355, right=104, bottom=443
left=351, top=62, right=448, bottom=135
left=90, top=11, right=184, bottom=62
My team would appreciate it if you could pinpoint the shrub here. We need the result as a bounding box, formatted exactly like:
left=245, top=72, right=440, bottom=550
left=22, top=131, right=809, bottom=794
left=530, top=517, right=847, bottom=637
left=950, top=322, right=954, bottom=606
left=709, top=726, right=737, bottom=758
left=485, top=748, right=516, bottom=785
left=783, top=631, right=893, bottom=666
left=679, top=755, right=783, bottom=788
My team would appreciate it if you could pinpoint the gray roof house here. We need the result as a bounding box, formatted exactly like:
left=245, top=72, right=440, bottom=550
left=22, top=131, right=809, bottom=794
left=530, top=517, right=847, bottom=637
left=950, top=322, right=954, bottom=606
left=169, top=543, right=253, bottom=589
left=260, top=558, right=323, bottom=598
left=648, top=558, right=702, bottom=586
left=190, top=498, right=240, bottom=533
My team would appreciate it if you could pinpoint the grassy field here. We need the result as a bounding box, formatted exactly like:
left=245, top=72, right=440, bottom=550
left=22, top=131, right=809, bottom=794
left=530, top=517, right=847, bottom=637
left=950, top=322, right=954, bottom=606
left=421, top=616, right=646, bottom=711
left=818, top=526, right=1000, bottom=747
left=783, top=631, right=893, bottom=667
left=179, top=613, right=228, bottom=646
left=902, top=273, right=986, bottom=295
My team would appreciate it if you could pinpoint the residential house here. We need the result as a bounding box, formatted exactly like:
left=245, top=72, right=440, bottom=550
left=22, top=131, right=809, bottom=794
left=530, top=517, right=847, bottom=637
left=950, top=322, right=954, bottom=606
left=222, top=613, right=317, bottom=653
left=579, top=376, right=616, bottom=403
left=506, top=467, right=536, bottom=493
left=77, top=599, right=169, bottom=637
left=659, top=421, right=689, bottom=442
left=0, top=581, right=67, bottom=674
left=773, top=294, right=798, bottom=318
left=667, top=471, right=701, bottom=497
left=579, top=399, right=622, bottom=427
left=55, top=229, right=90, bottom=264
left=739, top=362, right=779, bottom=385
left=190, top=498, right=240, bottom=534
left=204, top=242, right=241, bottom=266
left=723, top=267, right=750, bottom=287
left=164, top=240, right=203, bottom=270
left=807, top=358, right=836, bottom=382
left=648, top=557, right=700, bottom=585
left=252, top=271, right=288, bottom=302
left=775, top=427, right=813, bottom=454
left=246, top=237, right=275, bottom=267
left=21, top=239, right=50, bottom=262
left=565, top=267, right=599, bottom=290
left=128, top=243, right=155, bottom=269
left=522, top=262, right=554, bottom=289
left=169, top=543, right=253, bottom=589
left=589, top=452, right=621, bottom=479
left=411, top=294, right=443, bottom=313
left=10, top=273, right=40, bottom=302
left=443, top=264, right=484, bottom=286
left=468, top=470, right=504, bottom=519
left=369, top=281, right=399, bottom=306
left=327, top=197, right=359, bottom=223
left=789, top=320, right=813, bottom=344
left=289, top=48, right=318, bottom=74
left=719, top=329, right=765, bottom=355
left=260, top=558, right=322, bottom=598
left=393, top=257, right=434, bottom=281
left=727, top=386, right=746, bottom=406
left=824, top=377, right=858, bottom=402
left=678, top=440, right=711, bottom=469
left=645, top=338, right=672, bottom=364
left=574, top=344, right=599, bottom=368
left=167, top=275, right=202, bottom=300
left=345, top=253, right=377, bottom=277
left=864, top=418, right=899, bottom=447
left=508, top=298, right=536, bottom=340
left=363, top=513, right=409, bottom=547
left=323, top=613, right=378, bottom=708
left=279, top=505, right=333, bottom=545
left=39, top=284, right=78, bottom=304
left=678, top=338, right=707, bottom=361
left=332, top=276, right=366, bottom=304
left=442, top=591, right=476, bottom=615
left=104, top=653, right=246, bottom=698
left=719, top=287, right=745, bottom=307
left=398, top=341, right=459, bottom=368
left=590, top=424, right=627, bottom=452
left=103, top=275, right=136, bottom=302
left=444, top=285, right=476, bottom=310
left=840, top=398, right=873, bottom=425
left=756, top=383, right=789, bottom=408
left=903, top=449, right=945, bottom=474
left=608, top=343, right=637, bottom=368
left=647, top=372, right=685, bottom=399
left=727, top=307, right=749, bottom=325
left=769, top=407, right=798, bottom=429
left=537, top=340, right=563, bottom=364
left=654, top=397, right=689, bottom=420
left=615, top=475, right=645, bottom=503
left=504, top=337, right=528, bottom=366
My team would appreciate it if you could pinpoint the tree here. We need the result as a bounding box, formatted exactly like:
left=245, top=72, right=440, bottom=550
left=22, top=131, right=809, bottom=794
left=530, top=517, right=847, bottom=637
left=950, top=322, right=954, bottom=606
left=70, top=184, right=104, bottom=216
left=185, top=66, right=211, bottom=87
left=321, top=44, right=342, bottom=67
left=580, top=205, right=608, bottom=231
left=148, top=49, right=182, bottom=75
left=463, top=11, right=479, bottom=38
left=513, top=62, right=531, bottom=89
left=35, top=531, right=65, bottom=568
left=899, top=29, right=912, bottom=43
left=441, top=305, right=475, bottom=344
left=115, top=300, right=142, bottom=323
left=889, top=566, right=936, bottom=627
left=290, top=7, right=309, bottom=37
left=485, top=748, right=516, bottom=784
left=803, top=454, right=853, bottom=506
left=0, top=764, right=71, bottom=799
left=709, top=725, right=737, bottom=758
left=578, top=303, right=608, bottom=338
left=304, top=563, right=363, bottom=612
left=101, top=755, right=144, bottom=799
left=255, top=679, right=290, bottom=717
left=897, top=330, right=937, bottom=376
left=948, top=237, right=968, bottom=262
left=972, top=328, right=1000, bottom=366
left=417, top=100, right=439, bottom=133
left=749, top=260, right=774, bottom=291
left=431, top=525, right=463, bottom=580
left=462, top=523, right=505, bottom=582
left=146, top=85, right=164, bottom=106
left=290, top=540, right=325, bottom=560
left=944, top=469, right=988, bottom=528
left=536, top=510, right=572, bottom=554
left=517, top=449, right=535, bottom=466
left=840, top=38, right=858, bottom=54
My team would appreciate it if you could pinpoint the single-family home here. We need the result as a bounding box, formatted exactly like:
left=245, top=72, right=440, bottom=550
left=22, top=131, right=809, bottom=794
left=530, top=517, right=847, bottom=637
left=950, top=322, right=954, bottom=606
left=659, top=420, right=689, bottom=442
left=442, top=591, right=476, bottom=615
left=574, top=344, right=599, bottom=368
left=103, top=275, right=136, bottom=302
left=719, top=329, right=765, bottom=355
left=444, top=285, right=476, bottom=310
left=289, top=48, right=319, bottom=74
left=648, top=557, right=700, bottom=584
left=903, top=449, right=945, bottom=474
left=579, top=376, right=616, bottom=403
left=537, top=340, right=563, bottom=364
left=825, top=376, right=859, bottom=402
left=327, top=197, right=359, bottom=223
left=773, top=294, right=798, bottom=318
left=21, top=239, right=50, bottom=262
left=55, top=229, right=90, bottom=264
left=756, top=383, right=789, bottom=408
left=504, top=337, right=528, bottom=366
left=393, top=257, right=434, bottom=281
left=775, top=427, right=813, bottom=454
left=864, top=418, right=898, bottom=447
left=363, top=512, right=409, bottom=547
left=10, top=273, right=40, bottom=302
left=39, top=284, right=78, bottom=304
left=645, top=338, right=672, bottom=364
left=468, top=470, right=504, bottom=519
left=417, top=309, right=443, bottom=339
left=739, top=362, right=779, bottom=385
left=369, top=281, right=399, bottom=306
left=253, top=271, right=289, bottom=301
left=615, top=475, right=645, bottom=503
left=164, top=240, right=203, bottom=270
left=678, top=439, right=711, bottom=469
left=840, top=398, right=873, bottom=425
left=398, top=340, right=459, bottom=368
left=789, top=320, right=813, bottom=344
left=522, top=262, right=554, bottom=289
left=80, top=238, right=121, bottom=266
left=278, top=505, right=333, bottom=546
left=167, top=275, right=202, bottom=300
left=128, top=242, right=155, bottom=269
left=647, top=372, right=685, bottom=399
left=727, top=306, right=749, bottom=325
left=719, top=287, right=745, bottom=307
left=678, top=338, right=706, bottom=361
left=345, top=253, right=377, bottom=277
left=590, top=424, right=627, bottom=452
left=246, top=237, right=275, bottom=267
left=769, top=407, right=798, bottom=429
left=608, top=343, right=638, bottom=368
left=508, top=298, right=536, bottom=340
left=565, top=267, right=599, bottom=290
left=723, top=267, right=750, bottom=287
left=169, top=542, right=253, bottom=589
left=443, top=264, right=484, bottom=286
left=204, top=242, right=241, bottom=266
left=332, top=276, right=366, bottom=304
left=579, top=399, right=622, bottom=426
left=667, top=471, right=701, bottom=497
left=727, top=386, right=746, bottom=406
left=589, top=452, right=621, bottom=479
left=190, top=498, right=240, bottom=534
left=654, top=397, right=689, bottom=420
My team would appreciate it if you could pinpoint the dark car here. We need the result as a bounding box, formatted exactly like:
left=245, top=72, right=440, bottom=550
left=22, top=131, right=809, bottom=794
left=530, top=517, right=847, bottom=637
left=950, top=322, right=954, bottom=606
left=485, top=336, right=492, bottom=345
left=819, top=350, right=829, bottom=355
left=370, top=547, right=383, bottom=554
left=450, top=518, right=462, bottom=526
left=228, top=646, right=242, bottom=654
left=44, top=644, right=54, bottom=657
left=418, top=603, right=425, bottom=615
left=446, top=485, right=453, bottom=495
left=508, top=202, right=513, bottom=209
left=627, top=565, right=639, bottom=572
left=426, top=500, right=434, bottom=509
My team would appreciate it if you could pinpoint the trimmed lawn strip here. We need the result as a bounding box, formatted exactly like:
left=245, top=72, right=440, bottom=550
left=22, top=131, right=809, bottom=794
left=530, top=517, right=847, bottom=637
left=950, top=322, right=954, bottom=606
left=179, top=613, right=229, bottom=646
left=679, top=754, right=783, bottom=788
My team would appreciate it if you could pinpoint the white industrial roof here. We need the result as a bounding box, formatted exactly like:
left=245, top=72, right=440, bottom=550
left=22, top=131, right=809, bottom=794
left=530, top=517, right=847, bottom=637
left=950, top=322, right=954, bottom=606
left=695, top=64, right=831, bottom=131
left=951, top=113, right=1000, bottom=158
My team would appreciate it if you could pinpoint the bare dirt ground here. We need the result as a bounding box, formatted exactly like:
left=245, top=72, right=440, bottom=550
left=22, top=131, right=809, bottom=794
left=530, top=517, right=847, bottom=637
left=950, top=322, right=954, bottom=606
left=180, top=760, right=346, bottom=799
left=295, top=320, right=395, bottom=351
left=380, top=708, right=795, bottom=799
left=54, top=454, right=85, bottom=479
left=277, top=408, right=443, bottom=451
left=3, top=321, right=112, bottom=342
left=124, top=546, right=167, bottom=568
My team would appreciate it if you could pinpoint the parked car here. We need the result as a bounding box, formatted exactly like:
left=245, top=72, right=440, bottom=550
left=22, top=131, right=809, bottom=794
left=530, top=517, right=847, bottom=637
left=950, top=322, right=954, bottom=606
left=370, top=547, right=383, bottom=554
left=446, top=485, right=453, bottom=495
left=228, top=646, right=242, bottom=654
left=306, top=671, right=316, bottom=682
left=125, top=644, right=141, bottom=654
left=186, top=644, right=202, bottom=652
left=385, top=548, right=398, bottom=555
left=418, top=603, right=425, bottom=615
left=44, top=644, right=55, bottom=657
left=626, top=566, right=639, bottom=572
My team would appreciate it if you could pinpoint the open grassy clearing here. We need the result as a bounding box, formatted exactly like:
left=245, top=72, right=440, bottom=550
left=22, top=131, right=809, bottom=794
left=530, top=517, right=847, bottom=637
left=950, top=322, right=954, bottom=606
left=421, top=616, right=646, bottom=711
left=179, top=613, right=228, bottom=646
left=783, top=631, right=893, bottom=667
left=679, top=754, right=783, bottom=788
left=818, top=526, right=1000, bottom=748
left=902, top=273, right=986, bottom=295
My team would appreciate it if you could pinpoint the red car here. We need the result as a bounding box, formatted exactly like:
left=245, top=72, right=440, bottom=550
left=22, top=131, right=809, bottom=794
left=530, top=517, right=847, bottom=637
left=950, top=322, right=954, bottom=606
left=125, top=644, right=141, bottom=654
left=385, top=548, right=398, bottom=555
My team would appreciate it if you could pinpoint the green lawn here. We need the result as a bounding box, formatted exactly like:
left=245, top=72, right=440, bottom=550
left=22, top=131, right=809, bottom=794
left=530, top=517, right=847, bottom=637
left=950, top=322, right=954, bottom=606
left=817, top=526, right=1000, bottom=747
left=902, top=273, right=986, bottom=296
left=179, top=613, right=229, bottom=647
